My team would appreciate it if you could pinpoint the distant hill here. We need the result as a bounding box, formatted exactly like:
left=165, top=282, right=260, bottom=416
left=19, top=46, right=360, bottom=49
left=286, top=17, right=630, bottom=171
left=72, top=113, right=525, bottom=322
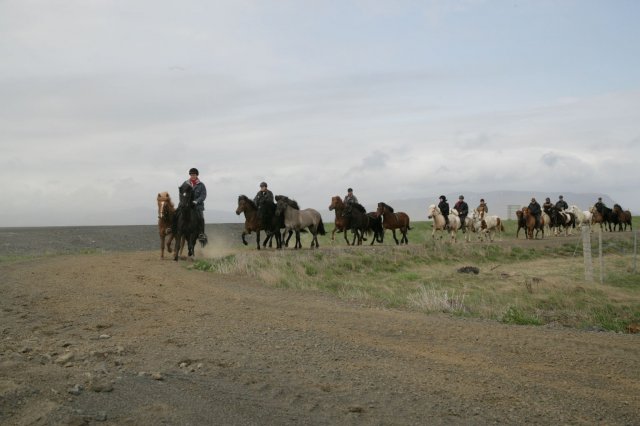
left=385, top=191, right=616, bottom=221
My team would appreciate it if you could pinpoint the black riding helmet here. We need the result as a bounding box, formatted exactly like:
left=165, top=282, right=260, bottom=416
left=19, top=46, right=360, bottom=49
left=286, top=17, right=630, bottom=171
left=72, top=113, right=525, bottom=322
left=189, top=167, right=199, bottom=175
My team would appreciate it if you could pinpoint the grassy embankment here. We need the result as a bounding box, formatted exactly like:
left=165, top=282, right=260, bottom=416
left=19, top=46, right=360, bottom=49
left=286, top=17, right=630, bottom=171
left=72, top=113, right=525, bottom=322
left=195, top=218, right=640, bottom=333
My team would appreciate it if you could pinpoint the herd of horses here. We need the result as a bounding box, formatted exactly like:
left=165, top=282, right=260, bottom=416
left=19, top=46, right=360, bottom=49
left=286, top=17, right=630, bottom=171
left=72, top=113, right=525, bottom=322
left=513, top=204, right=633, bottom=240
left=157, top=191, right=633, bottom=258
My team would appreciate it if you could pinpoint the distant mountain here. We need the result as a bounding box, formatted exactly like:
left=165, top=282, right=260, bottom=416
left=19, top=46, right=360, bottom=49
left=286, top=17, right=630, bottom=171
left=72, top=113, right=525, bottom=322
left=386, top=191, right=616, bottom=221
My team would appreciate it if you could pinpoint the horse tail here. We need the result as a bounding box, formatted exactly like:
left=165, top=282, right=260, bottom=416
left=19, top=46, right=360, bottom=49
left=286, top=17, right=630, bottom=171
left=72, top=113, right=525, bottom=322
left=317, top=218, right=326, bottom=235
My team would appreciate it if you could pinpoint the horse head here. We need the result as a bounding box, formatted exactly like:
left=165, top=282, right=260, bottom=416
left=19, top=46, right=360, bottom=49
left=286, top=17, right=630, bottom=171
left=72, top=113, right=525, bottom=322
left=236, top=195, right=256, bottom=215
left=329, top=196, right=342, bottom=211
left=427, top=204, right=437, bottom=219
left=178, top=182, right=194, bottom=207
left=275, top=197, right=288, bottom=216
left=377, top=202, right=393, bottom=216
left=157, top=192, right=173, bottom=219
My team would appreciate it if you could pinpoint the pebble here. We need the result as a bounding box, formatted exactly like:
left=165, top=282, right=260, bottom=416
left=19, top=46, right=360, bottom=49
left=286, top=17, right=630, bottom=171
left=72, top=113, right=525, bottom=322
left=55, top=352, right=74, bottom=364
left=68, top=384, right=83, bottom=395
left=98, top=334, right=111, bottom=339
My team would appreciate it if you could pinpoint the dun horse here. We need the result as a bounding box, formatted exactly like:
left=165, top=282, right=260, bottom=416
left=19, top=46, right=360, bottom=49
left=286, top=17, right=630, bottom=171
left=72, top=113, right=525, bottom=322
left=276, top=196, right=326, bottom=249
left=427, top=204, right=460, bottom=242
left=157, top=192, right=177, bottom=258
left=377, top=202, right=411, bottom=244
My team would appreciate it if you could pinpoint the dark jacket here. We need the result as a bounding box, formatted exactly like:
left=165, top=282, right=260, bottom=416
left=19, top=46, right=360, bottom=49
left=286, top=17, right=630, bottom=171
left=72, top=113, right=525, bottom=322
left=543, top=201, right=553, bottom=213
left=528, top=201, right=541, bottom=216
left=454, top=200, right=469, bottom=217
left=343, top=194, right=359, bottom=206
left=556, top=200, right=568, bottom=210
left=438, top=200, right=449, bottom=216
left=254, top=189, right=274, bottom=208
left=182, top=179, right=206, bottom=211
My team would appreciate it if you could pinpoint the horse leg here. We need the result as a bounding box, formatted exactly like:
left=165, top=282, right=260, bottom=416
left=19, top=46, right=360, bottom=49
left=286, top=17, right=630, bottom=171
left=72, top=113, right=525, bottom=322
left=167, top=233, right=174, bottom=253
left=391, top=229, right=399, bottom=245
left=173, top=235, right=182, bottom=261
left=295, top=230, right=302, bottom=249
left=344, top=228, right=352, bottom=246
left=160, top=234, right=166, bottom=258
left=256, top=230, right=261, bottom=250
left=241, top=230, right=249, bottom=246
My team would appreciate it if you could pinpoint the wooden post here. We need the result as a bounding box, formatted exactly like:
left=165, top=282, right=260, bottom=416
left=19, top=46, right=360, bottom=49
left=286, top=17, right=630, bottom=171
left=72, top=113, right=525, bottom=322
left=634, top=230, right=638, bottom=274
left=599, top=228, right=604, bottom=284
left=582, top=226, right=593, bottom=283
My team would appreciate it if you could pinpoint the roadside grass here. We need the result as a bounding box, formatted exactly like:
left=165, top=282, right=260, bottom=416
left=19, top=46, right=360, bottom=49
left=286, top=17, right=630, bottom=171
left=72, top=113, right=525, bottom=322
left=194, top=222, right=640, bottom=333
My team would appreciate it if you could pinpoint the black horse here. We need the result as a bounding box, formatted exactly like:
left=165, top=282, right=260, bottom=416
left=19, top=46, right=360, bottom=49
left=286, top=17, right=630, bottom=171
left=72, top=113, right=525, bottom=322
left=259, top=201, right=284, bottom=249
left=366, top=212, right=384, bottom=245
left=343, top=203, right=370, bottom=245
left=174, top=182, right=207, bottom=261
left=597, top=204, right=620, bottom=232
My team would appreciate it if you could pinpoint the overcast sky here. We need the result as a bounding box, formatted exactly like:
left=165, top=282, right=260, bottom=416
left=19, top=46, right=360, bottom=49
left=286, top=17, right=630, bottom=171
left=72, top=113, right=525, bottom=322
left=1, top=0, right=639, bottom=226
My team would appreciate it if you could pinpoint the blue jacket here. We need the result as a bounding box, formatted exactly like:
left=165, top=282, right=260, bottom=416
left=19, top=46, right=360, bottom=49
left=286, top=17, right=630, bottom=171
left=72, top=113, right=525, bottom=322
left=182, top=179, right=207, bottom=211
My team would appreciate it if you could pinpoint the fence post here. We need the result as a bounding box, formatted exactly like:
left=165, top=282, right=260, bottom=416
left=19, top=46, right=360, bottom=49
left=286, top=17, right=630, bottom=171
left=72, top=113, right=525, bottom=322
left=599, top=228, right=604, bottom=284
left=634, top=230, right=638, bottom=274
left=582, top=226, right=593, bottom=283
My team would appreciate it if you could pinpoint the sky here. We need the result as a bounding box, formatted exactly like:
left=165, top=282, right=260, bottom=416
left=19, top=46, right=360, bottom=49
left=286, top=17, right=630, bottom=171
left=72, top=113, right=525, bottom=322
left=1, top=0, right=639, bottom=226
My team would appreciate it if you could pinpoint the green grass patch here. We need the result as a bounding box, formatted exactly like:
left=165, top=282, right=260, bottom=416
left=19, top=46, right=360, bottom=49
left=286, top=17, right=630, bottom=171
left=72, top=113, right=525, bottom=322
left=195, top=221, right=640, bottom=332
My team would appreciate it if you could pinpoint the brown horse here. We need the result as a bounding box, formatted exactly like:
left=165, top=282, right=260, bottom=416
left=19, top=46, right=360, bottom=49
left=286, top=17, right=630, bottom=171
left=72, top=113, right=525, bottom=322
left=328, top=196, right=356, bottom=245
left=235, top=195, right=267, bottom=250
left=590, top=206, right=606, bottom=231
left=613, top=204, right=633, bottom=231
left=522, top=207, right=545, bottom=239
left=376, top=202, right=411, bottom=244
left=157, top=192, right=177, bottom=258
left=515, top=210, right=526, bottom=239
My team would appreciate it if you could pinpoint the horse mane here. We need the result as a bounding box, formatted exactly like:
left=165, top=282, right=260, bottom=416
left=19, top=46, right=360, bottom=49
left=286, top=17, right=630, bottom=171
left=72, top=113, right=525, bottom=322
left=380, top=202, right=394, bottom=213
left=276, top=195, right=300, bottom=209
left=352, top=203, right=366, bottom=213
left=238, top=195, right=258, bottom=210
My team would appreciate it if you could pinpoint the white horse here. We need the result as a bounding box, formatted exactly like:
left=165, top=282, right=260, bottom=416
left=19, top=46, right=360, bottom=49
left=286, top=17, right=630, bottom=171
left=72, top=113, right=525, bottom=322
left=471, top=210, right=504, bottom=242
left=567, top=205, right=591, bottom=230
left=427, top=205, right=461, bottom=242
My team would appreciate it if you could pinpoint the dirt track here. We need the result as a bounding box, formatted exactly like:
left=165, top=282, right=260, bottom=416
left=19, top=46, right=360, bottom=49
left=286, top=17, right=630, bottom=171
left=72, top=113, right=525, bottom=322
left=1, top=226, right=639, bottom=425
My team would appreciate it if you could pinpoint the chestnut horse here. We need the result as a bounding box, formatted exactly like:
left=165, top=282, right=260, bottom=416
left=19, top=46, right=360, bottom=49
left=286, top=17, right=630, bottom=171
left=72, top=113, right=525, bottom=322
left=522, top=207, right=545, bottom=239
left=376, top=202, right=411, bottom=244
left=157, top=192, right=177, bottom=259
left=328, top=196, right=353, bottom=245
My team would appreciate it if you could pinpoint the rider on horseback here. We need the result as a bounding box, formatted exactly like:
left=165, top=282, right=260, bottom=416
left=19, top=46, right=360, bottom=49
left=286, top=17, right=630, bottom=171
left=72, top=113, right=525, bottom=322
left=555, top=195, right=568, bottom=211
left=187, top=168, right=207, bottom=242
left=253, top=181, right=274, bottom=225
left=438, top=195, right=450, bottom=230
left=528, top=197, right=542, bottom=229
left=454, top=195, right=469, bottom=233
left=342, top=188, right=358, bottom=217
